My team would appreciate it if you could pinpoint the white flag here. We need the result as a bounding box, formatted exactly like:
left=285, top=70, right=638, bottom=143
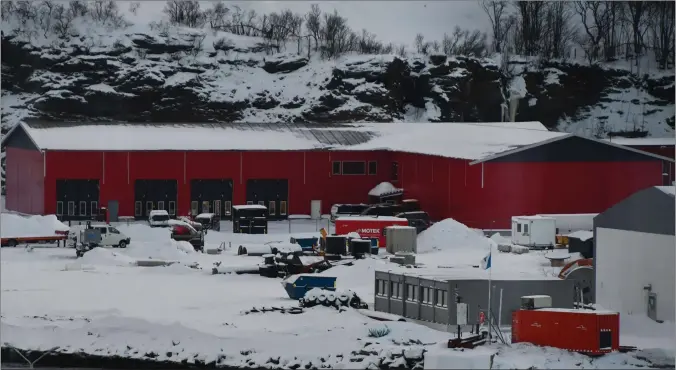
left=480, top=251, right=492, bottom=270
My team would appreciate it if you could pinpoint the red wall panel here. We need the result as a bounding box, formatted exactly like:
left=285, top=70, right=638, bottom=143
left=467, top=161, right=664, bottom=229
left=101, top=152, right=132, bottom=217
left=44, top=151, right=103, bottom=215
left=5, top=147, right=44, bottom=214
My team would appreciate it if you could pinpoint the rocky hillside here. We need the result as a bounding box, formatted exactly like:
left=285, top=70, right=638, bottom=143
left=1, top=22, right=674, bottom=189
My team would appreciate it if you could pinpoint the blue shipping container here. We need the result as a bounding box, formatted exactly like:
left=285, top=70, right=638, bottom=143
left=281, top=274, right=337, bottom=299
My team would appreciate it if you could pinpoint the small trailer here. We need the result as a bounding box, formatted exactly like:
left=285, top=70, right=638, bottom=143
left=1, top=234, right=68, bottom=248
left=511, top=215, right=556, bottom=249
left=335, top=216, right=409, bottom=247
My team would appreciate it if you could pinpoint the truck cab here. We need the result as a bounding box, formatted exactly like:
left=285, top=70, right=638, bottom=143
left=148, top=210, right=170, bottom=228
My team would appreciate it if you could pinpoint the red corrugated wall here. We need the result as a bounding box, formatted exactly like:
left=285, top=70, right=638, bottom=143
left=626, top=145, right=675, bottom=184
left=5, top=147, right=44, bottom=214
left=44, top=150, right=391, bottom=217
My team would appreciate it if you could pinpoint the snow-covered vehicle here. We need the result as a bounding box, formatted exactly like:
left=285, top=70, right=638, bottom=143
left=169, top=219, right=204, bottom=251
left=75, top=223, right=131, bottom=257
left=148, top=210, right=170, bottom=228
left=194, top=213, right=220, bottom=232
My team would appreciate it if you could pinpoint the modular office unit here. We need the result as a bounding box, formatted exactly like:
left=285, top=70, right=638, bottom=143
left=374, top=271, right=575, bottom=327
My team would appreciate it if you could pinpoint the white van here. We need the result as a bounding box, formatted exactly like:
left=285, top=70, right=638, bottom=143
left=148, top=210, right=170, bottom=227
left=74, top=224, right=131, bottom=248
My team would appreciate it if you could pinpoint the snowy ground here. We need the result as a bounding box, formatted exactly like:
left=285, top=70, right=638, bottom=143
left=1, top=217, right=674, bottom=368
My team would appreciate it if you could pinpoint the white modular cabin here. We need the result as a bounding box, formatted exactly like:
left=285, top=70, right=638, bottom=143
left=511, top=216, right=556, bottom=249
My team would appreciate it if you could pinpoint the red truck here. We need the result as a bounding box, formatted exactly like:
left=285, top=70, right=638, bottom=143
left=335, top=216, right=409, bottom=247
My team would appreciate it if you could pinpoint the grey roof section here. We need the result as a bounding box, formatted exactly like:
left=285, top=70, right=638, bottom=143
left=594, top=186, right=675, bottom=237
left=19, top=120, right=376, bottom=147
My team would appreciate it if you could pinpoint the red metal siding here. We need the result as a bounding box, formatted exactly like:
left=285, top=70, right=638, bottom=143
left=5, top=147, right=44, bottom=214
left=44, top=151, right=103, bottom=215
left=625, top=145, right=674, bottom=185
left=102, top=152, right=132, bottom=217
left=468, top=161, right=664, bottom=229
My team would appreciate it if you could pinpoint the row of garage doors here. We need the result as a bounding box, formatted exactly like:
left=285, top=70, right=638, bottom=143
left=55, top=178, right=289, bottom=221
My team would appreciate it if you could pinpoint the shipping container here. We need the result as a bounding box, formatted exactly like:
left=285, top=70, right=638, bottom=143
left=335, top=216, right=409, bottom=247
left=512, top=308, right=620, bottom=355
left=511, top=216, right=556, bottom=249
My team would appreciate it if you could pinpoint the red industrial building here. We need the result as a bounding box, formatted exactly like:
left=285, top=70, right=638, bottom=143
left=3, top=121, right=673, bottom=229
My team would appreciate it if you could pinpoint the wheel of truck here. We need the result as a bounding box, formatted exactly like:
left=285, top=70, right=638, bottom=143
left=7, top=239, right=18, bottom=248
left=118, top=241, right=127, bottom=249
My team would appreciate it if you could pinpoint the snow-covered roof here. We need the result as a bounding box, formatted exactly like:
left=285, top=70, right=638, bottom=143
left=567, top=230, right=593, bottom=241
left=656, top=186, right=675, bottom=196
left=8, top=120, right=567, bottom=161
left=606, top=137, right=676, bottom=147
left=233, top=205, right=267, bottom=210
left=368, top=182, right=403, bottom=197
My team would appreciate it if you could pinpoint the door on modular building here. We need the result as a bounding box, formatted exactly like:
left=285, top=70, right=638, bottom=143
left=134, top=179, right=178, bottom=220
left=190, top=179, right=234, bottom=219
left=56, top=179, right=100, bottom=222
left=246, top=179, right=288, bottom=220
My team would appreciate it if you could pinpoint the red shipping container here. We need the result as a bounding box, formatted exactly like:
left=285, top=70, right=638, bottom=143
left=335, top=216, right=409, bottom=247
left=512, top=308, right=620, bottom=355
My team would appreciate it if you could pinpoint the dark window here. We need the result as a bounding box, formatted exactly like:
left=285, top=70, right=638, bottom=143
left=517, top=223, right=522, bottom=232
left=269, top=201, right=276, bottom=215
left=168, top=201, right=176, bottom=216
left=56, top=201, right=64, bottom=216
left=342, top=161, right=366, bottom=175
left=91, top=201, right=98, bottom=216
left=146, top=201, right=153, bottom=215
left=157, top=201, right=165, bottom=210
left=135, top=201, right=142, bottom=217
left=258, top=201, right=265, bottom=206
left=214, top=200, right=221, bottom=216
left=280, top=201, right=288, bottom=215
left=79, top=201, right=87, bottom=216
left=68, top=202, right=75, bottom=216
left=224, top=201, right=232, bottom=215
left=392, top=162, right=399, bottom=181
left=332, top=161, right=342, bottom=175
left=524, top=224, right=529, bottom=234
left=368, top=161, right=377, bottom=175
left=247, top=201, right=253, bottom=205
left=190, top=201, right=198, bottom=216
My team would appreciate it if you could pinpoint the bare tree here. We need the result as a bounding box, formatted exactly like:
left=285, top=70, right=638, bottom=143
left=441, top=27, right=488, bottom=56
left=52, top=2, right=75, bottom=38
left=305, top=4, right=321, bottom=52
left=68, top=0, right=88, bottom=17
left=625, top=1, right=649, bottom=58
left=90, top=0, right=119, bottom=24
left=648, top=1, right=675, bottom=69
left=128, top=1, right=140, bottom=16
left=480, top=0, right=513, bottom=53
left=540, top=2, right=575, bottom=59
left=515, top=1, right=548, bottom=56
left=204, top=1, right=229, bottom=30
left=574, top=1, right=612, bottom=63
left=163, top=0, right=205, bottom=28
left=414, top=33, right=425, bottom=53
left=37, top=1, right=56, bottom=38
left=321, top=10, right=351, bottom=59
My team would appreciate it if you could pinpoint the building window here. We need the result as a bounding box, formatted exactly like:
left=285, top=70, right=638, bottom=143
left=91, top=201, right=98, bottom=217
left=79, top=201, right=87, bottom=216
left=157, top=201, right=165, bottom=210
left=191, top=201, right=198, bottom=216
left=517, top=223, right=522, bottom=233
left=247, top=201, right=253, bottom=205
left=214, top=200, right=221, bottom=216
left=68, top=201, right=75, bottom=216
left=422, top=287, right=432, bottom=304
left=146, top=201, right=153, bottom=215
left=258, top=201, right=265, bottom=207
left=56, top=201, right=64, bottom=216
left=376, top=280, right=386, bottom=296
left=436, top=289, right=447, bottom=307
left=390, top=282, right=402, bottom=299
left=392, top=162, right=399, bottom=182
left=269, top=201, right=276, bottom=215
left=135, top=201, right=142, bottom=217
left=332, top=161, right=342, bottom=175
left=168, top=201, right=176, bottom=216
left=280, top=201, right=287, bottom=215
left=406, top=284, right=418, bottom=302
left=224, top=201, right=232, bottom=215
left=368, top=161, right=377, bottom=175
left=202, top=201, right=210, bottom=213
left=523, top=224, right=529, bottom=234
left=342, top=161, right=366, bottom=175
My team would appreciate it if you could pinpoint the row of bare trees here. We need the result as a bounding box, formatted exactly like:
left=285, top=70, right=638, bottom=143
left=481, top=0, right=674, bottom=69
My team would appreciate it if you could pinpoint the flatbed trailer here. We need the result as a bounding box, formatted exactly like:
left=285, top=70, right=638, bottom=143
left=1, top=235, right=68, bottom=248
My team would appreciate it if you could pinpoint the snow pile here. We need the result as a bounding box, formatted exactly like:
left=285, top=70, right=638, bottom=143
left=1, top=213, right=65, bottom=238
left=417, top=218, right=496, bottom=253
left=490, top=232, right=510, bottom=245
left=73, top=248, right=136, bottom=267
left=116, top=223, right=171, bottom=242
left=368, top=182, right=403, bottom=197
left=120, top=240, right=196, bottom=262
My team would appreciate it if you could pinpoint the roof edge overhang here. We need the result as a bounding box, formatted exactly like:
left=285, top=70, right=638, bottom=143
left=469, top=133, right=675, bottom=165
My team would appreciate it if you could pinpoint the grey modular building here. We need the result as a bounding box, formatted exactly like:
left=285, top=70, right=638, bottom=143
left=594, top=186, right=675, bottom=322
left=374, top=270, right=575, bottom=327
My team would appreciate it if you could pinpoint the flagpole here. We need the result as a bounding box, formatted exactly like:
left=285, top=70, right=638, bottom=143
left=487, top=248, right=492, bottom=342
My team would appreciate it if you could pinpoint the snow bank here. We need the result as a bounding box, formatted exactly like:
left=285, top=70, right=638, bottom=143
left=71, top=248, right=136, bottom=267
left=120, top=240, right=196, bottom=261
left=1, top=213, right=66, bottom=238
left=424, top=345, right=496, bottom=369
left=116, top=223, right=171, bottom=242
left=417, top=218, right=496, bottom=253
